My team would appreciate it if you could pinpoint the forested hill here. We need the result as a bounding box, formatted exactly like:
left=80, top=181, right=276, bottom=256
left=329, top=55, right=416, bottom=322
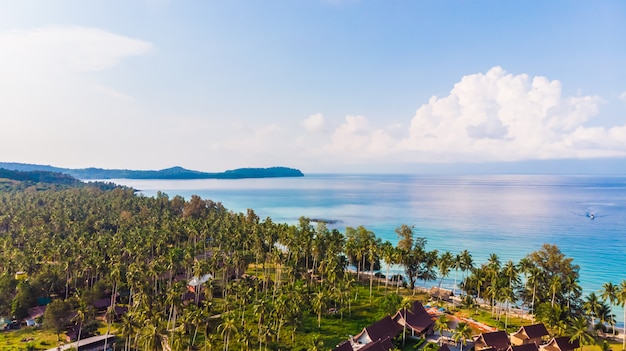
left=0, top=168, right=119, bottom=192
left=0, top=162, right=304, bottom=180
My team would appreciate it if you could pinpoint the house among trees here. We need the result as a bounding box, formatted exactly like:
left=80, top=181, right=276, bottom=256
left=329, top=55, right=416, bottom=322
left=391, top=301, right=435, bottom=338
left=510, top=323, right=550, bottom=346
left=539, top=337, right=580, bottom=351
left=24, top=305, right=46, bottom=326
left=474, top=330, right=511, bottom=351
left=352, top=315, right=403, bottom=347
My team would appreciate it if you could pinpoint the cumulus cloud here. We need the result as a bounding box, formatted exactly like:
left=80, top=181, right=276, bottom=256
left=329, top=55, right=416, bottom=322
left=302, top=113, right=326, bottom=132
left=400, top=66, right=619, bottom=162
left=302, top=67, right=626, bottom=165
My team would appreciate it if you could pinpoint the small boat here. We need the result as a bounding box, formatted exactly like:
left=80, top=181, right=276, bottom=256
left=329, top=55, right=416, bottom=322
left=589, top=213, right=595, bottom=220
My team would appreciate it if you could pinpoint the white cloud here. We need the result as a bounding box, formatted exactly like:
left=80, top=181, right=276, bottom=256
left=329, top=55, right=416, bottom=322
left=298, top=67, right=626, bottom=166
left=0, top=26, right=154, bottom=168
left=0, top=26, right=152, bottom=73
left=620, top=91, right=626, bottom=102
left=302, top=113, right=326, bottom=132
left=400, top=66, right=617, bottom=162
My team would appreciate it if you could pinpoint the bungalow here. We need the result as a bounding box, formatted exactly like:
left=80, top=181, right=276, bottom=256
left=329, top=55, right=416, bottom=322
left=391, top=301, right=435, bottom=338
left=24, top=305, right=46, bottom=326
left=508, top=343, right=541, bottom=351
left=510, top=324, right=550, bottom=346
left=539, top=337, right=580, bottom=351
left=474, top=330, right=510, bottom=351
left=358, top=337, right=394, bottom=351
left=332, top=340, right=354, bottom=351
left=353, top=316, right=403, bottom=346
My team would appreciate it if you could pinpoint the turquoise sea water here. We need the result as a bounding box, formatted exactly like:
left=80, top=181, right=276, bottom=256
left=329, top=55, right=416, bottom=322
left=111, top=174, right=626, bottom=324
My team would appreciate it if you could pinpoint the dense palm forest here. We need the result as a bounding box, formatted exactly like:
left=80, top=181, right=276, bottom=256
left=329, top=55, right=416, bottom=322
left=1, top=173, right=625, bottom=351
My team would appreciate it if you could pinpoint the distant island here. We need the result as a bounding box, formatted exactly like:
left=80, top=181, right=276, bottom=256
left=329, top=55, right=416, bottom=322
left=0, top=162, right=304, bottom=180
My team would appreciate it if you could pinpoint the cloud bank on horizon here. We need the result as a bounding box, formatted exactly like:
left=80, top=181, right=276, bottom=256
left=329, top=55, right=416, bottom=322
left=305, top=66, right=625, bottom=164
left=0, top=1, right=624, bottom=173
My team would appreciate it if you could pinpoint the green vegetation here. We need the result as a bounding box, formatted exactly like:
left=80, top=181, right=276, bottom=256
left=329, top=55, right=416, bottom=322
left=0, top=170, right=625, bottom=351
left=0, top=162, right=304, bottom=179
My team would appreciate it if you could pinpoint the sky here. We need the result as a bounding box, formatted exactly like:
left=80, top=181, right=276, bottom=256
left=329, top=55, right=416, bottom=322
left=1, top=0, right=625, bottom=174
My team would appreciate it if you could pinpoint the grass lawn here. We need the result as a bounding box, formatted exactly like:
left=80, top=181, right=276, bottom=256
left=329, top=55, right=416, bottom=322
left=0, top=327, right=60, bottom=351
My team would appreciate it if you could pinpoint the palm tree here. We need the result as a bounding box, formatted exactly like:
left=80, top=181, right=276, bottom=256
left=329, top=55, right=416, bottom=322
left=617, top=279, right=626, bottom=351
left=486, top=253, right=501, bottom=316
left=526, top=266, right=541, bottom=322
left=381, top=241, right=395, bottom=293
left=502, top=260, right=519, bottom=328
left=583, top=292, right=601, bottom=328
left=434, top=314, right=450, bottom=341
left=568, top=315, right=594, bottom=350
left=71, top=298, right=92, bottom=350
left=218, top=314, right=238, bottom=351
left=600, top=282, right=618, bottom=336
left=453, top=322, right=473, bottom=351
left=437, top=251, right=454, bottom=295
left=550, top=275, right=562, bottom=308
left=140, top=319, right=166, bottom=351
left=311, top=291, right=327, bottom=328
left=307, top=333, right=324, bottom=351
left=400, top=297, right=413, bottom=347
left=120, top=313, right=140, bottom=351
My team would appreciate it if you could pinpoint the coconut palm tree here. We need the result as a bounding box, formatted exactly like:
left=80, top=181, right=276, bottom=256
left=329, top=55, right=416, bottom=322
left=600, top=282, right=618, bottom=336
left=437, top=251, right=454, bottom=295
left=583, top=292, right=601, bottom=328
left=400, top=297, right=413, bottom=347
left=453, top=322, right=473, bottom=351
left=307, top=333, right=324, bottom=351
left=311, top=291, right=327, bottom=328
left=434, top=314, right=450, bottom=341
left=617, top=280, right=626, bottom=351
left=218, top=314, right=238, bottom=351
left=568, top=315, right=594, bottom=350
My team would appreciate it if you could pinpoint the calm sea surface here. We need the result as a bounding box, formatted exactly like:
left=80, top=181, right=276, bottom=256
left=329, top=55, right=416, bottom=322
left=110, top=174, right=626, bottom=324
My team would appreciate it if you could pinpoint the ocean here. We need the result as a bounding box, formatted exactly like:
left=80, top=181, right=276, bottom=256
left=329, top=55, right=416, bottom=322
left=110, top=174, right=626, bottom=324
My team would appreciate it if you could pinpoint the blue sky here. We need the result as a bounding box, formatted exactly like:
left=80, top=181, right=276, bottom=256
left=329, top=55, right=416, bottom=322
left=1, top=1, right=625, bottom=173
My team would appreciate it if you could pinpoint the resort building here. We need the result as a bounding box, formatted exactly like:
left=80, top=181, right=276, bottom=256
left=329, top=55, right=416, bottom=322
left=508, top=343, right=541, bottom=351
left=391, top=301, right=435, bottom=338
left=357, top=337, right=394, bottom=351
left=539, top=337, right=580, bottom=351
left=474, top=330, right=511, bottom=351
left=352, top=315, right=403, bottom=346
left=510, top=324, right=550, bottom=346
